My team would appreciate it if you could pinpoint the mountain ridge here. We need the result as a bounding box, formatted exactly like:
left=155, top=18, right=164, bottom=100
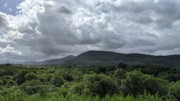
left=62, top=50, right=180, bottom=67
left=21, top=50, right=180, bottom=67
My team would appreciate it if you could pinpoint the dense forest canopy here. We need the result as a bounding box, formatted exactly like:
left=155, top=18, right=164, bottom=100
left=0, top=64, right=179, bottom=101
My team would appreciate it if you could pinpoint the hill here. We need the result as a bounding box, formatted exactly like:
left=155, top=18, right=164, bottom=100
left=63, top=50, right=180, bottom=67
left=24, top=55, right=75, bottom=66
left=22, top=50, right=180, bottom=67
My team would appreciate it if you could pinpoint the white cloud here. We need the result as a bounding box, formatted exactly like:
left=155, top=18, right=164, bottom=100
left=0, top=45, right=22, bottom=55
left=1, top=0, right=180, bottom=62
left=0, top=31, right=23, bottom=43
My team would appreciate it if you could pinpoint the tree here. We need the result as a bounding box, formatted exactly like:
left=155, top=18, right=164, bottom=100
left=85, top=74, right=119, bottom=97
left=143, top=76, right=168, bottom=96
left=170, top=81, right=180, bottom=100
left=121, top=71, right=168, bottom=96
left=6, top=80, right=17, bottom=87
left=0, top=79, right=4, bottom=85
left=51, top=76, right=64, bottom=87
left=2, top=68, right=14, bottom=76
left=25, top=85, right=48, bottom=96
left=62, top=72, right=74, bottom=82
left=14, top=70, right=28, bottom=85
left=117, top=63, right=128, bottom=69
left=25, top=73, right=37, bottom=81
left=70, top=83, right=85, bottom=95
left=113, top=68, right=126, bottom=79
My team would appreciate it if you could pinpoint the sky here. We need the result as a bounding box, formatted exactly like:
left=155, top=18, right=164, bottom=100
left=1, top=0, right=180, bottom=63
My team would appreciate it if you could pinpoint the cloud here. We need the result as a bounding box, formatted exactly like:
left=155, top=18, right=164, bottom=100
left=0, top=12, right=9, bottom=30
left=0, top=45, right=22, bottom=55
left=1, top=0, right=180, bottom=63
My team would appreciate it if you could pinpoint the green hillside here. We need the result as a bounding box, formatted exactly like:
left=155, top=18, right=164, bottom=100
left=63, top=50, right=180, bottom=67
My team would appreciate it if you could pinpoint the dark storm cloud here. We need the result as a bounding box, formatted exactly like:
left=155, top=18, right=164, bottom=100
left=58, top=5, right=72, bottom=14
left=118, top=0, right=180, bottom=29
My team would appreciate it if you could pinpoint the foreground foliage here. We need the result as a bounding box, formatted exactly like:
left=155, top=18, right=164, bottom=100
left=0, top=64, right=179, bottom=101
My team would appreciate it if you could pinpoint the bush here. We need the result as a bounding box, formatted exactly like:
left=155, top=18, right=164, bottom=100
left=70, top=83, right=85, bottom=95
left=117, top=63, right=128, bottom=69
left=20, top=80, right=42, bottom=91
left=143, top=76, right=168, bottom=96
left=85, top=74, right=119, bottom=97
left=2, top=68, right=14, bottom=76
left=15, top=70, right=28, bottom=85
left=51, top=76, right=65, bottom=87
left=39, top=74, right=53, bottom=83
left=6, top=80, right=17, bottom=87
left=121, top=71, right=168, bottom=96
left=63, top=73, right=74, bottom=82
left=170, top=81, right=180, bottom=100
left=25, top=73, right=37, bottom=81
left=0, top=79, right=4, bottom=85
left=113, top=68, right=126, bottom=79
left=20, top=80, right=48, bottom=96
left=25, top=85, right=47, bottom=95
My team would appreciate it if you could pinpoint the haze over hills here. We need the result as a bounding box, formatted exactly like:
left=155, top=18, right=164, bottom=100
left=22, top=50, right=180, bottom=67
left=38, top=55, right=75, bottom=65
left=23, top=55, right=75, bottom=66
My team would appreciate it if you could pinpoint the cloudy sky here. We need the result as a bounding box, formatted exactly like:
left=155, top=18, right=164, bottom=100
left=0, top=0, right=180, bottom=63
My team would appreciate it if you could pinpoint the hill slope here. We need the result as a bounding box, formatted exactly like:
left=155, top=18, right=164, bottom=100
left=63, top=51, right=180, bottom=67
left=25, top=55, right=75, bottom=65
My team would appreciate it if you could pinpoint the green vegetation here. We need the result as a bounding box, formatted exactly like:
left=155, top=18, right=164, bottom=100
left=0, top=64, right=179, bottom=101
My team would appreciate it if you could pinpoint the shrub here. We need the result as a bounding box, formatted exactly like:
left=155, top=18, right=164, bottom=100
left=170, top=81, right=180, bottom=100
left=63, top=73, right=74, bottom=82
left=25, top=85, right=47, bottom=95
left=2, top=68, right=14, bottom=76
left=20, top=80, right=48, bottom=96
left=15, top=70, right=28, bottom=85
left=20, top=80, right=42, bottom=91
left=143, top=76, right=168, bottom=96
left=117, top=63, right=128, bottom=69
left=70, top=83, right=85, bottom=95
left=113, top=68, right=126, bottom=79
left=6, top=80, right=17, bottom=87
left=25, top=73, right=37, bottom=81
left=39, top=74, right=53, bottom=83
left=85, top=74, right=119, bottom=97
left=51, top=76, right=65, bottom=87
left=0, top=79, right=4, bottom=85
left=121, top=71, right=168, bottom=96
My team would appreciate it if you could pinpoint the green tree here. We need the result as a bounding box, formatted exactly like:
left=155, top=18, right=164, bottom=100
left=85, top=74, right=119, bottom=97
left=0, top=79, right=4, bottom=85
left=25, top=85, right=48, bottom=96
left=121, top=71, right=168, bottom=96
left=143, top=76, right=168, bottom=96
left=117, top=63, right=128, bottom=69
left=170, top=81, right=180, bottom=100
left=14, top=70, right=28, bottom=85
left=70, top=83, right=85, bottom=95
left=113, top=68, right=126, bottom=79
left=6, top=80, right=17, bottom=87
left=2, top=68, right=14, bottom=76
left=25, top=73, right=37, bottom=81
left=51, top=76, right=64, bottom=87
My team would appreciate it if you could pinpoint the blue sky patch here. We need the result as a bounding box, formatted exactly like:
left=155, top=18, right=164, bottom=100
left=0, top=0, right=22, bottom=15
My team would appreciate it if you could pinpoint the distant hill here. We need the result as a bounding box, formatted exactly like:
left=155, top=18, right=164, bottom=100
left=62, top=51, right=180, bottom=67
left=23, top=50, right=180, bottom=67
left=24, top=55, right=75, bottom=66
